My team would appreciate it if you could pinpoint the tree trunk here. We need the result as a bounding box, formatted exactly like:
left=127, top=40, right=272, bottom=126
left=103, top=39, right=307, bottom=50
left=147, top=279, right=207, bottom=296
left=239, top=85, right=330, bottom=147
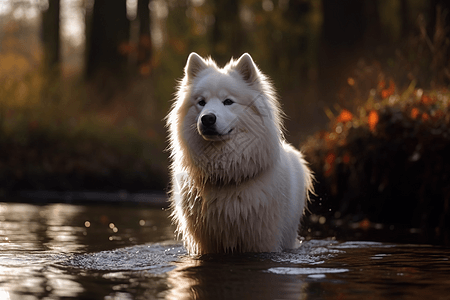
left=322, top=0, right=366, bottom=48
left=319, top=0, right=367, bottom=104
left=211, top=0, right=242, bottom=65
left=429, top=0, right=450, bottom=36
left=137, top=0, right=152, bottom=67
left=42, top=0, right=60, bottom=74
left=86, top=0, right=130, bottom=80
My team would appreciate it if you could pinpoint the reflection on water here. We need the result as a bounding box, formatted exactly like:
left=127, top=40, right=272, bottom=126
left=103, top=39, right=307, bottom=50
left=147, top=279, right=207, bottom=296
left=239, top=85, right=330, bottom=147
left=1, top=202, right=450, bottom=299
left=0, top=202, right=174, bottom=299
left=0, top=203, right=174, bottom=253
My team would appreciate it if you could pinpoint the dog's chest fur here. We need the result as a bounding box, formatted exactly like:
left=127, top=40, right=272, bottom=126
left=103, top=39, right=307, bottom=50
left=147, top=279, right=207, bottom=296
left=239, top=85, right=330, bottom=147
left=176, top=177, right=287, bottom=254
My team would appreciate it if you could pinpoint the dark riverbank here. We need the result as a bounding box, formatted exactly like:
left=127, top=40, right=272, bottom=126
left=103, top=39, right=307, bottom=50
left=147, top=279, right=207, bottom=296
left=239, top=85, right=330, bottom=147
left=301, top=86, right=450, bottom=245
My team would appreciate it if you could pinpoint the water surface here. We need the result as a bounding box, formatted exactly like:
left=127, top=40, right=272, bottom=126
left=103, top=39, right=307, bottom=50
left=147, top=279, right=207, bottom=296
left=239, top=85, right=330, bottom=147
left=1, top=202, right=449, bottom=299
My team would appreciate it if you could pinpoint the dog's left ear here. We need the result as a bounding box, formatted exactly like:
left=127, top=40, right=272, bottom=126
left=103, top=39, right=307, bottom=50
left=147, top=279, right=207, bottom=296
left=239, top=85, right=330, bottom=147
left=185, top=52, right=208, bottom=83
left=235, top=53, right=259, bottom=85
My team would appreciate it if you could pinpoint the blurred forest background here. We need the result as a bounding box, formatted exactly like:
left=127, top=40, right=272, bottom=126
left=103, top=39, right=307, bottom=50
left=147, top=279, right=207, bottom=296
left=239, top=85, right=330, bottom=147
left=0, top=0, right=449, bottom=194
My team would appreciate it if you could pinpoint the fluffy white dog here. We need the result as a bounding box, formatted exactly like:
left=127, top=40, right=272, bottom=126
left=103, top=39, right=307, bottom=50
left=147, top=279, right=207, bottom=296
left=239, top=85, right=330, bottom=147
left=167, top=52, right=313, bottom=255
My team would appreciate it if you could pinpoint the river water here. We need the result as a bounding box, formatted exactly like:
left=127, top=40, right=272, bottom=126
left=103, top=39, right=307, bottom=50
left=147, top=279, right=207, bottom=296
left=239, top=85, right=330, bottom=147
left=0, top=202, right=449, bottom=299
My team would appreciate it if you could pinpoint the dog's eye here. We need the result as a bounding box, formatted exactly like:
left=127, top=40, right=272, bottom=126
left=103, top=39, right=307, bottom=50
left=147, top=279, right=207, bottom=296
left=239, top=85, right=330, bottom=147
left=223, top=99, right=234, bottom=106
left=198, top=99, right=206, bottom=106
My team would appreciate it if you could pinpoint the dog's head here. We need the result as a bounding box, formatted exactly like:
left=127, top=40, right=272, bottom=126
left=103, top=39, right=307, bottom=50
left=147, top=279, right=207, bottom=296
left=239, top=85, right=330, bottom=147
left=168, top=53, right=283, bottom=184
left=182, top=52, right=281, bottom=142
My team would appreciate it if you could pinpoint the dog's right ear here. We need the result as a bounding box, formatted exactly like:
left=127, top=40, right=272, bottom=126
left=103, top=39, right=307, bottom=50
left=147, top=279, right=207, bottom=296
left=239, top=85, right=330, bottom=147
left=185, top=52, right=207, bottom=83
left=235, top=53, right=259, bottom=85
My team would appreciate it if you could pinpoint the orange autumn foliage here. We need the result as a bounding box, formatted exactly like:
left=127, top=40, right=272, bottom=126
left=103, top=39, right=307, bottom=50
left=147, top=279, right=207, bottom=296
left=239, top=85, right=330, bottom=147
left=359, top=218, right=371, bottom=230
left=342, top=153, right=351, bottom=164
left=325, top=152, right=336, bottom=165
left=324, top=152, right=336, bottom=177
left=347, top=77, right=355, bottom=86
left=336, top=109, right=353, bottom=123
left=411, top=108, right=420, bottom=119
left=368, top=110, right=379, bottom=132
left=421, top=95, right=436, bottom=105
left=381, top=80, right=395, bottom=99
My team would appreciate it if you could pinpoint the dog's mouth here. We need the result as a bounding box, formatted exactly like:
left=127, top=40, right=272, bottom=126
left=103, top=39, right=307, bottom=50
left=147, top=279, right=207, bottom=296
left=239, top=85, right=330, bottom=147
left=200, top=128, right=234, bottom=141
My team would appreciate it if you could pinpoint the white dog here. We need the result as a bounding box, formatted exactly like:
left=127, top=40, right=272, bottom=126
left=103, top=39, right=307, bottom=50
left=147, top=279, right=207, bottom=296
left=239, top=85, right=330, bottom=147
left=167, top=52, right=313, bottom=255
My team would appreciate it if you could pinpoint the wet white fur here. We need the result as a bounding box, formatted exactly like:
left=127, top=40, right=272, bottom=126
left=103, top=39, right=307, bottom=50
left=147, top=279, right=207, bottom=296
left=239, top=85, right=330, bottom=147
left=167, top=53, right=313, bottom=255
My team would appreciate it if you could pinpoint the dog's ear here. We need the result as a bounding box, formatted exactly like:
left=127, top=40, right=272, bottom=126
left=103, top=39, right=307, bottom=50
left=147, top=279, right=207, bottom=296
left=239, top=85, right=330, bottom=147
left=235, top=53, right=259, bottom=85
left=185, top=52, right=207, bottom=83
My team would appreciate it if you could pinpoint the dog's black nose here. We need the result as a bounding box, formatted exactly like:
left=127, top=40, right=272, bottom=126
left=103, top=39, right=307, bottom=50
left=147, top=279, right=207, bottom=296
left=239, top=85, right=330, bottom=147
left=201, top=113, right=216, bottom=127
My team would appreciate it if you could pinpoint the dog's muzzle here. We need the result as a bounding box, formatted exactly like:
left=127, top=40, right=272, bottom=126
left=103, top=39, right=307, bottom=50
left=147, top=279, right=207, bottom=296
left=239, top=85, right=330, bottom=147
left=199, top=113, right=218, bottom=136
left=198, top=113, right=233, bottom=140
